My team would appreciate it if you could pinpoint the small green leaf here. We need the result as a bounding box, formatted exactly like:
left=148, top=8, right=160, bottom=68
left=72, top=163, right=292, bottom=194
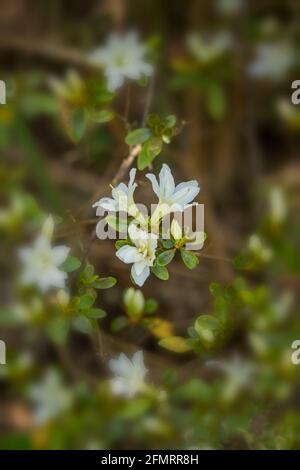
left=144, top=298, right=158, bottom=314
left=138, top=137, right=162, bottom=170
left=151, top=264, right=169, bottom=280
left=234, top=254, right=252, bottom=270
left=194, top=315, right=222, bottom=349
left=180, top=249, right=199, bottom=270
left=159, top=336, right=191, bottom=353
left=61, top=256, right=81, bottom=273
left=46, top=317, right=70, bottom=344
left=72, top=315, right=93, bottom=334
left=164, top=114, right=177, bottom=128
left=88, top=108, right=114, bottom=123
left=209, top=282, right=223, bottom=298
left=79, top=294, right=95, bottom=310
left=83, top=263, right=94, bottom=279
left=146, top=113, right=161, bottom=128
left=125, top=128, right=152, bottom=145
left=111, top=316, right=129, bottom=332
left=93, top=277, right=117, bottom=289
left=86, top=308, right=106, bottom=319
left=161, top=239, right=174, bottom=249
left=68, top=107, right=87, bottom=142
left=157, top=249, right=175, bottom=266
left=115, top=240, right=129, bottom=249
left=206, top=83, right=226, bottom=120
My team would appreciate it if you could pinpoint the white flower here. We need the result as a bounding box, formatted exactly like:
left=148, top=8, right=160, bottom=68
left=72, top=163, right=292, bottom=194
left=206, top=355, right=256, bottom=402
left=109, top=350, right=148, bottom=398
left=93, top=168, right=139, bottom=218
left=116, top=223, right=158, bottom=286
left=28, top=369, right=72, bottom=424
left=146, top=164, right=200, bottom=222
left=18, top=216, right=70, bottom=292
left=269, top=186, right=287, bottom=224
left=249, top=42, right=294, bottom=81
left=186, top=32, right=233, bottom=63
left=248, top=234, right=273, bottom=262
left=89, top=32, right=153, bottom=91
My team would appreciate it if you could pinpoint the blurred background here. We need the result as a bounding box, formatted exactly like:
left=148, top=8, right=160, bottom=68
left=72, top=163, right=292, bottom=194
left=0, top=0, right=300, bottom=450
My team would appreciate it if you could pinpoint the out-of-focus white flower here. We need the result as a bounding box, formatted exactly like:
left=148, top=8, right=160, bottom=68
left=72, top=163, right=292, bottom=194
left=147, top=164, right=200, bottom=223
left=109, top=350, right=148, bottom=398
left=89, top=32, right=153, bottom=91
left=49, top=70, right=85, bottom=103
left=28, top=369, right=72, bottom=424
left=215, top=0, right=244, bottom=15
left=207, top=355, right=256, bottom=402
left=124, top=287, right=145, bottom=318
left=269, top=186, right=288, bottom=224
left=248, top=234, right=273, bottom=262
left=186, top=32, right=233, bottom=63
left=249, top=42, right=294, bottom=81
left=93, top=168, right=139, bottom=218
left=116, top=223, right=157, bottom=286
left=18, top=216, right=70, bottom=292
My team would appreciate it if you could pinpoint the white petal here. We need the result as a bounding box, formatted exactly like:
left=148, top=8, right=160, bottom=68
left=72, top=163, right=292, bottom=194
left=132, top=351, right=147, bottom=376
left=159, top=164, right=175, bottom=199
left=146, top=173, right=160, bottom=198
left=172, top=181, right=200, bottom=206
left=116, top=245, right=142, bottom=264
left=133, top=260, right=147, bottom=276
left=52, top=246, right=70, bottom=266
left=131, top=264, right=150, bottom=287
left=93, top=197, right=117, bottom=212
left=129, top=168, right=137, bottom=187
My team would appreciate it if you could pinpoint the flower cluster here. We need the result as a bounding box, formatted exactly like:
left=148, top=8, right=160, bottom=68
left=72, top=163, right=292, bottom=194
left=94, top=164, right=204, bottom=286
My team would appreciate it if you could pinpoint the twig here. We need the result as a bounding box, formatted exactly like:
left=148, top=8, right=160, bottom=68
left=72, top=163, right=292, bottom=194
left=0, top=35, right=91, bottom=68
left=111, top=144, right=142, bottom=186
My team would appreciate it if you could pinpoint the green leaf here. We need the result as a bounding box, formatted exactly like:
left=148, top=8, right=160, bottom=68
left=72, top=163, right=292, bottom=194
left=92, top=277, right=117, bottom=289
left=79, top=294, right=95, bottom=310
left=161, top=239, right=174, bottom=249
left=125, top=128, right=152, bottom=145
left=146, top=113, right=161, bottom=128
left=72, top=315, right=93, bottom=334
left=194, top=315, right=222, bottom=349
left=234, top=254, right=252, bottom=270
left=137, top=137, right=162, bottom=170
left=115, top=240, right=129, bottom=250
left=151, top=264, right=169, bottom=281
left=111, top=316, right=129, bottom=332
left=88, top=108, right=114, bottom=123
left=86, top=308, right=107, bottom=319
left=46, top=317, right=70, bottom=344
left=209, top=282, right=223, bottom=298
left=206, top=83, right=226, bottom=120
left=61, top=256, right=81, bottom=273
left=159, top=336, right=191, bottom=353
left=144, top=298, right=158, bottom=314
left=68, top=107, right=87, bottom=142
left=180, top=249, right=199, bottom=270
left=164, top=114, right=177, bottom=128
left=157, top=249, right=175, bottom=266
